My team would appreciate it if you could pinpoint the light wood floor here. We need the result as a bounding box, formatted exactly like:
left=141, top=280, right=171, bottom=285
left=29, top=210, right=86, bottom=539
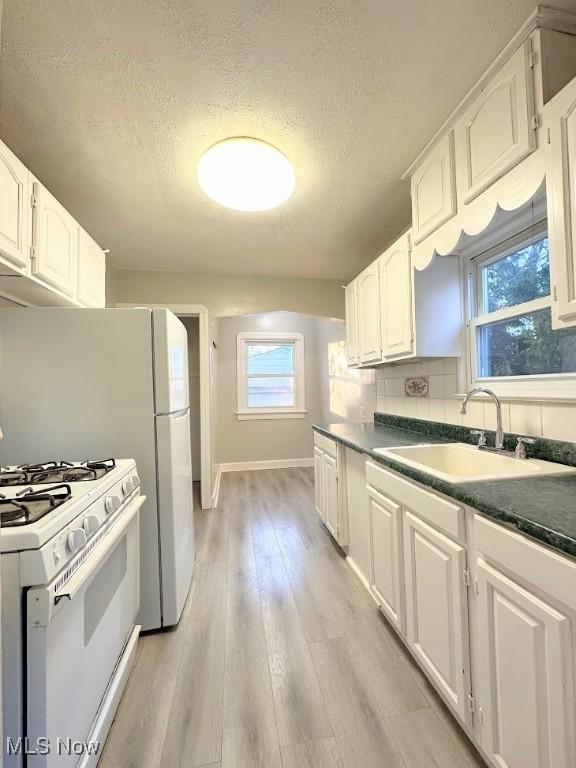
left=100, top=468, right=486, bottom=768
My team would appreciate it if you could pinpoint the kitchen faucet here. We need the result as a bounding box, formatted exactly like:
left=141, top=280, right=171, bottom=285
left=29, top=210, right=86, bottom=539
left=460, top=387, right=505, bottom=450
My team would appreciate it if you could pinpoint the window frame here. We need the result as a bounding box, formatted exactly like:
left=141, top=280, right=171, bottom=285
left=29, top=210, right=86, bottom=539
left=236, top=331, right=307, bottom=420
left=465, top=221, right=576, bottom=399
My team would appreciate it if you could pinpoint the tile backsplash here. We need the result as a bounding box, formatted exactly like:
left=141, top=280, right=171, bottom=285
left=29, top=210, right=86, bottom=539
left=375, top=359, right=576, bottom=442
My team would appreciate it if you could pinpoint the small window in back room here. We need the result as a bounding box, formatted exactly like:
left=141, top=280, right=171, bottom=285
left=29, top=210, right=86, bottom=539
left=467, top=225, right=576, bottom=392
left=236, top=332, right=306, bottom=419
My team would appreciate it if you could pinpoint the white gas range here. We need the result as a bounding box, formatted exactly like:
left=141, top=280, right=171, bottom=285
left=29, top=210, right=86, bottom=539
left=1, top=459, right=145, bottom=768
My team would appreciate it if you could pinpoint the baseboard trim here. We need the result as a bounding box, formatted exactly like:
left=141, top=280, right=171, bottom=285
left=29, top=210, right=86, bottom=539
left=346, top=555, right=372, bottom=595
left=220, top=458, right=314, bottom=473
left=210, top=465, right=222, bottom=509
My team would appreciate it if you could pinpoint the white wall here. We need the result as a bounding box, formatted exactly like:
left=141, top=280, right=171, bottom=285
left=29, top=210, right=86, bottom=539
left=375, top=358, right=576, bottom=441
left=217, top=312, right=321, bottom=465
left=109, top=268, right=345, bottom=319
left=315, top=317, right=376, bottom=424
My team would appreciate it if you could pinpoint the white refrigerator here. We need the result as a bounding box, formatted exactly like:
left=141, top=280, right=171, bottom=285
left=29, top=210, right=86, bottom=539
left=0, top=307, right=195, bottom=630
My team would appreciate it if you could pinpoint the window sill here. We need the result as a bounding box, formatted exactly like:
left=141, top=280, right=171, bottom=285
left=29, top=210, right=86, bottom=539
left=236, top=409, right=308, bottom=421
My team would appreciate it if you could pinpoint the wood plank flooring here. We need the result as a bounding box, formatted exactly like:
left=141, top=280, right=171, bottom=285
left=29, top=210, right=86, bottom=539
left=100, top=469, right=487, bottom=768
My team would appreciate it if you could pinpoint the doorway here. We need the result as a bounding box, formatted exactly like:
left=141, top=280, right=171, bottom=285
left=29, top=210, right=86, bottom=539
left=180, top=316, right=201, bottom=499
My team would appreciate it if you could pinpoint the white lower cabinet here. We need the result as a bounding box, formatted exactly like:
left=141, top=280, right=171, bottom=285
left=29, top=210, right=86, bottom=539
left=473, top=515, right=576, bottom=768
left=313, top=433, right=347, bottom=547
left=367, top=482, right=404, bottom=632
left=403, top=510, right=471, bottom=724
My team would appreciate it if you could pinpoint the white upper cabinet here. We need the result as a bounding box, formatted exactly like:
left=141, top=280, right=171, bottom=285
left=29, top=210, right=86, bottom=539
left=546, top=74, right=576, bottom=327
left=455, top=41, right=536, bottom=205
left=0, top=139, right=30, bottom=272
left=411, top=133, right=456, bottom=244
left=345, top=280, right=360, bottom=366
left=378, top=231, right=413, bottom=359
left=357, top=262, right=382, bottom=364
left=77, top=228, right=106, bottom=307
left=31, top=180, right=78, bottom=298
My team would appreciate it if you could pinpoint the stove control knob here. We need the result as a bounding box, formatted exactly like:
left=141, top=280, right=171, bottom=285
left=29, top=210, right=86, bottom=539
left=67, top=529, right=87, bottom=554
left=104, top=496, right=120, bottom=515
left=122, top=479, right=133, bottom=496
left=83, top=515, right=100, bottom=536
left=131, top=474, right=140, bottom=489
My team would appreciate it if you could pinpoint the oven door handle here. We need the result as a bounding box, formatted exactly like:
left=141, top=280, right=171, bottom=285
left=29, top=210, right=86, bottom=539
left=27, top=494, right=145, bottom=628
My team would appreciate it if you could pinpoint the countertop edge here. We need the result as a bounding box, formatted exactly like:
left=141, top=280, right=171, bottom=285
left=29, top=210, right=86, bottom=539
left=313, top=423, right=576, bottom=560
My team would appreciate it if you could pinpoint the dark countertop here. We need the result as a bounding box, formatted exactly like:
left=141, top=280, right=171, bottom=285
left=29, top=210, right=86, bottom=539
left=313, top=418, right=576, bottom=559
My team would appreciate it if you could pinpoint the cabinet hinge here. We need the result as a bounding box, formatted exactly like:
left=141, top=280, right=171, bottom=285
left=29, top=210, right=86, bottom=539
left=467, top=694, right=476, bottom=713
left=547, top=126, right=551, bottom=145
left=29, top=244, right=37, bottom=261
left=31, top=186, right=39, bottom=208
left=553, top=285, right=558, bottom=302
left=531, top=114, right=540, bottom=131
left=407, top=231, right=412, bottom=253
left=463, top=568, right=471, bottom=588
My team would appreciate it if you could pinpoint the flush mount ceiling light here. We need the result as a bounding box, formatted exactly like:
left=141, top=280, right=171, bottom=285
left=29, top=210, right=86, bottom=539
left=197, top=137, right=295, bottom=212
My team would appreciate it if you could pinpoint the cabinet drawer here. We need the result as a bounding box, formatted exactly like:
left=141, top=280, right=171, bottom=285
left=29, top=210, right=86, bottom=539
left=366, top=461, right=464, bottom=541
left=313, top=431, right=337, bottom=459
left=474, top=515, right=576, bottom=612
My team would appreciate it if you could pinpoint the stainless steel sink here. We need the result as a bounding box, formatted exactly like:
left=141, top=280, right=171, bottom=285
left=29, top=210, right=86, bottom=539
left=373, top=443, right=576, bottom=484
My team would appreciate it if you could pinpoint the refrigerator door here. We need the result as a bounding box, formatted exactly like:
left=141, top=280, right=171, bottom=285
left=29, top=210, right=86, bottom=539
left=156, top=409, right=195, bottom=626
left=153, top=308, right=189, bottom=414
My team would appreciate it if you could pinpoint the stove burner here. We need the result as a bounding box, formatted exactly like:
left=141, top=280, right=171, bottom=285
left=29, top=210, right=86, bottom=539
left=0, top=484, right=73, bottom=527
left=0, top=459, right=116, bottom=487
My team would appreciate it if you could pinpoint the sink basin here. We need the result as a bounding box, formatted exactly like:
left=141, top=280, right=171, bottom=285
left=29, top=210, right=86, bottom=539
left=373, top=443, right=576, bottom=484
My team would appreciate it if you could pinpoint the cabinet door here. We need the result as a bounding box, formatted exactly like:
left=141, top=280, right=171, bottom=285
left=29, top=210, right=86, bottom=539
left=0, top=139, right=30, bottom=271
left=378, top=232, right=413, bottom=359
left=32, top=181, right=78, bottom=297
left=323, top=453, right=339, bottom=540
left=357, top=262, right=382, bottom=364
left=403, top=511, right=471, bottom=723
left=77, top=228, right=106, bottom=307
left=476, top=558, right=576, bottom=768
left=345, top=281, right=360, bottom=366
left=546, top=75, right=576, bottom=327
left=368, top=485, right=404, bottom=632
left=411, top=133, right=456, bottom=244
left=314, top=447, right=324, bottom=522
left=455, top=41, right=536, bottom=204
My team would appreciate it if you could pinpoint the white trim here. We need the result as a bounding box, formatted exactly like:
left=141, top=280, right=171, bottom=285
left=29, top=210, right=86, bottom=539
left=235, top=409, right=308, bottom=421
left=346, top=556, right=373, bottom=596
left=211, top=465, right=222, bottom=508
left=220, top=457, right=314, bottom=473
left=116, top=301, right=214, bottom=509
left=236, top=330, right=306, bottom=418
left=463, top=222, right=576, bottom=399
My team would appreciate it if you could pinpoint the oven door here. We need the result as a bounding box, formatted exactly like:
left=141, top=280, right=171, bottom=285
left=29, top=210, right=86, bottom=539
left=25, top=494, right=144, bottom=767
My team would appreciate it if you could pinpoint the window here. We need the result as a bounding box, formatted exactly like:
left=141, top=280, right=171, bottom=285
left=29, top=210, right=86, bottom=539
left=236, top=332, right=306, bottom=419
left=467, top=224, right=576, bottom=396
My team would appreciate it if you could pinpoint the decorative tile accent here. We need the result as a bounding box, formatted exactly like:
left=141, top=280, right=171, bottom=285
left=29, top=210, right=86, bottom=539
left=405, top=376, right=429, bottom=397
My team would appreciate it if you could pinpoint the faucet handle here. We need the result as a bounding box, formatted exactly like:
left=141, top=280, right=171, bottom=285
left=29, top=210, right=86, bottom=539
left=470, top=429, right=487, bottom=448
left=515, top=436, right=536, bottom=459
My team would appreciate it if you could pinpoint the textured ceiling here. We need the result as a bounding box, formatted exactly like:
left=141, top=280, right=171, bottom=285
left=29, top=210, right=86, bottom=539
left=0, top=0, right=572, bottom=279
